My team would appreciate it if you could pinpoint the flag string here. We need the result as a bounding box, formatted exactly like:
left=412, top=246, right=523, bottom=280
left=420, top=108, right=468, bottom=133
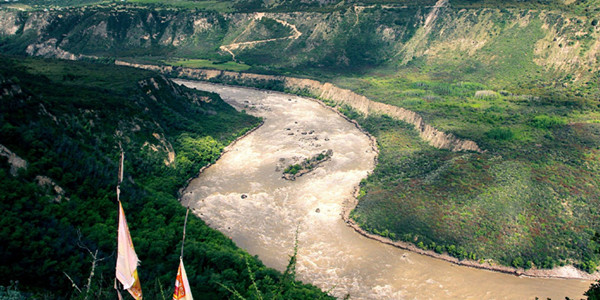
left=181, top=207, right=190, bottom=259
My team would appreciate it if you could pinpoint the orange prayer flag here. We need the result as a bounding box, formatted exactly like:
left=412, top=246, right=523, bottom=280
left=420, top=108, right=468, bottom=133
left=116, top=201, right=143, bottom=300
left=173, top=258, right=193, bottom=300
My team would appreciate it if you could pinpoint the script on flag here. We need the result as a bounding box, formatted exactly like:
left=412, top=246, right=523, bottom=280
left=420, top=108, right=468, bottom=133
left=116, top=201, right=143, bottom=299
left=173, top=258, right=193, bottom=300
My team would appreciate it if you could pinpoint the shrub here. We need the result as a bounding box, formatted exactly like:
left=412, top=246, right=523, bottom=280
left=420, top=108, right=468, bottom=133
left=531, top=115, right=566, bottom=129
left=485, top=127, right=514, bottom=140
left=512, top=257, right=524, bottom=268
left=284, top=164, right=302, bottom=175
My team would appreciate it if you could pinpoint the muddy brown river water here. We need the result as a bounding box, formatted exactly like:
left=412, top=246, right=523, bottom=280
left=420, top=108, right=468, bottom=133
left=177, top=80, right=592, bottom=299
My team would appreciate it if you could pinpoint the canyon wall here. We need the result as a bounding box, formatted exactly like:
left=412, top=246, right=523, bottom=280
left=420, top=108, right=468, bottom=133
left=1, top=6, right=598, bottom=82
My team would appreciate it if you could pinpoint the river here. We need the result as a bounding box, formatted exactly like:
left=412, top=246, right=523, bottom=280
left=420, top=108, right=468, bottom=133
left=177, top=80, right=592, bottom=299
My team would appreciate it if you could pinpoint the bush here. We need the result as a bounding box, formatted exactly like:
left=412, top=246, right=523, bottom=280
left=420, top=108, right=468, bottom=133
left=284, top=164, right=302, bottom=175
left=512, top=257, right=524, bottom=268
left=586, top=281, right=600, bottom=300
left=485, top=127, right=514, bottom=140
left=531, top=115, right=566, bottom=129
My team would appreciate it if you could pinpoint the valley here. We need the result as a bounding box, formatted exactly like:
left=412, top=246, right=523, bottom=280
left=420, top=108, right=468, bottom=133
left=1, top=0, right=600, bottom=298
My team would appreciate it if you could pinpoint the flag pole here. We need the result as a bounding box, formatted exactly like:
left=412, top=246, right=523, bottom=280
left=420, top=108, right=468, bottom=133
left=117, top=143, right=124, bottom=203
left=115, top=145, right=125, bottom=299
left=114, top=145, right=143, bottom=300
left=180, top=207, right=190, bottom=259
left=173, top=207, right=193, bottom=300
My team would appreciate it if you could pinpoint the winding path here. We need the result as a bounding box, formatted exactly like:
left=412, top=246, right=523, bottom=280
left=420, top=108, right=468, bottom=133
left=178, top=80, right=592, bottom=299
left=219, top=14, right=302, bottom=62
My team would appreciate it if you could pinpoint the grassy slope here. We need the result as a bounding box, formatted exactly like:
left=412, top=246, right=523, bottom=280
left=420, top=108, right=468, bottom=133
left=336, top=27, right=600, bottom=269
left=0, top=56, right=332, bottom=299
left=345, top=84, right=600, bottom=269
left=307, top=1, right=600, bottom=271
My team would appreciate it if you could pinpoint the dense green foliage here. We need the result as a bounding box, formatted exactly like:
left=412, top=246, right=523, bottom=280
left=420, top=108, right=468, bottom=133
left=587, top=233, right=600, bottom=299
left=0, top=56, right=332, bottom=299
left=283, top=164, right=302, bottom=175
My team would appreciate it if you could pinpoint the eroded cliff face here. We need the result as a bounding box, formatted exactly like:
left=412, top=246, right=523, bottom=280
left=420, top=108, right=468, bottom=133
left=116, top=61, right=482, bottom=152
left=408, top=7, right=600, bottom=82
left=284, top=77, right=482, bottom=152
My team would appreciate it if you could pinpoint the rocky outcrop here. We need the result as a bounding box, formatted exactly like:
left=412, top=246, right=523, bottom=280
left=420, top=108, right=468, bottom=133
left=0, top=144, right=28, bottom=176
left=35, top=175, right=68, bottom=203
left=26, top=39, right=80, bottom=60
left=282, top=149, right=333, bottom=180
left=116, top=61, right=482, bottom=152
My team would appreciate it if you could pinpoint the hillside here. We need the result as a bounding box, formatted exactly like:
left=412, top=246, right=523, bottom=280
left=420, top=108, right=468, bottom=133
left=1, top=0, right=600, bottom=277
left=0, top=55, right=332, bottom=299
left=0, top=1, right=598, bottom=85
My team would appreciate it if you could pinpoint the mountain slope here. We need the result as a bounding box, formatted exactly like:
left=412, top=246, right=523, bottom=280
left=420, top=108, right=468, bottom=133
left=0, top=55, right=332, bottom=299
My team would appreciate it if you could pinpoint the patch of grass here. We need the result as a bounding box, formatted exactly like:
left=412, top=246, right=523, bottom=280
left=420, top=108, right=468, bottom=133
left=163, top=58, right=251, bottom=72
left=284, top=164, right=302, bottom=175
left=127, top=0, right=233, bottom=12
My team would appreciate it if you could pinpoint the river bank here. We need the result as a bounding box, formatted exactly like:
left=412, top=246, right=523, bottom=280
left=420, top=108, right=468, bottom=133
left=171, top=78, right=599, bottom=282
left=341, top=194, right=599, bottom=281
left=177, top=116, right=265, bottom=198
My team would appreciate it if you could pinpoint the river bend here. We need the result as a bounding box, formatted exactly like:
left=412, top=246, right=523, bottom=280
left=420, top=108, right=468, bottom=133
left=177, top=80, right=591, bottom=299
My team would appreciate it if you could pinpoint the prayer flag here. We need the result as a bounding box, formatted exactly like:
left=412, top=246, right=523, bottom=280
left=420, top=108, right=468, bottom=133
left=173, top=258, right=193, bottom=300
left=116, top=201, right=143, bottom=299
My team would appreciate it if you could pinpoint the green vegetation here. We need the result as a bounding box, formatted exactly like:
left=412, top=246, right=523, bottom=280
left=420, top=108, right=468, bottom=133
left=0, top=55, right=332, bottom=299
left=326, top=12, right=600, bottom=271
left=586, top=233, right=600, bottom=299
left=163, top=58, right=251, bottom=72
left=127, top=0, right=233, bottom=11
left=341, top=76, right=600, bottom=270
left=284, top=164, right=302, bottom=175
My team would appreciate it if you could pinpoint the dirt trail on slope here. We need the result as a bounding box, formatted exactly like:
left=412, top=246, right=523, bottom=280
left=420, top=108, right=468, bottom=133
left=219, top=14, right=302, bottom=62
